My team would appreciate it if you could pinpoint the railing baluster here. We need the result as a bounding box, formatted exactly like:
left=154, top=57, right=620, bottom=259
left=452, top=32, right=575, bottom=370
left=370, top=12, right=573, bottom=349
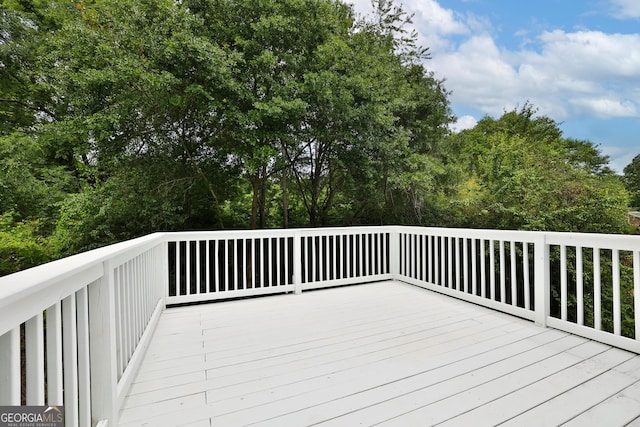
left=0, top=327, right=20, bottom=405
left=500, top=240, right=506, bottom=303
left=407, top=234, right=412, bottom=278
left=351, top=234, right=356, bottom=279
left=454, top=237, right=460, bottom=290
left=233, top=239, right=239, bottom=291
left=338, top=235, right=343, bottom=279
left=480, top=239, right=486, bottom=298
left=523, top=242, right=530, bottom=310
left=77, top=287, right=91, bottom=427
left=127, top=261, right=134, bottom=362
left=267, top=238, right=273, bottom=287
left=420, top=234, right=425, bottom=281
left=594, top=247, right=602, bottom=330
left=46, top=302, right=63, bottom=404
left=358, top=233, right=367, bottom=277
left=214, top=239, right=219, bottom=292
left=301, top=236, right=307, bottom=283
left=195, top=240, right=201, bottom=294
left=440, top=236, right=445, bottom=286
left=62, top=293, right=79, bottom=426
left=175, top=241, right=180, bottom=296
left=511, top=241, right=517, bottom=306
left=114, top=266, right=123, bottom=375
left=613, top=249, right=621, bottom=335
left=576, top=245, right=583, bottom=325
left=205, top=240, right=211, bottom=291
left=400, top=233, right=405, bottom=276
left=222, top=239, right=231, bottom=291
left=333, top=235, right=338, bottom=279
left=490, top=240, right=496, bottom=301
left=634, top=250, right=640, bottom=340
left=428, top=235, right=433, bottom=284
left=25, top=313, right=44, bottom=404
left=311, top=236, right=316, bottom=282
left=365, top=233, right=370, bottom=277
left=471, top=238, right=477, bottom=296
left=379, top=233, right=384, bottom=276
left=560, top=244, right=567, bottom=320
left=135, top=257, right=142, bottom=342
left=186, top=241, right=191, bottom=295
left=447, top=237, right=452, bottom=288
left=463, top=238, right=469, bottom=293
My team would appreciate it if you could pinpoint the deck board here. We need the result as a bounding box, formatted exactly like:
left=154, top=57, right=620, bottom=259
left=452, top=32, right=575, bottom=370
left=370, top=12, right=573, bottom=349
left=119, top=281, right=640, bottom=427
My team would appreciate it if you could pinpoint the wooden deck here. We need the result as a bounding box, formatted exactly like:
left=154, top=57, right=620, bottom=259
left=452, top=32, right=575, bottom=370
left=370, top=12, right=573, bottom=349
left=118, top=281, right=640, bottom=427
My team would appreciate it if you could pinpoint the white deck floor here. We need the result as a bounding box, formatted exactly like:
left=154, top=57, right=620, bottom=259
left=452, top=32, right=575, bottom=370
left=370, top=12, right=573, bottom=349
left=119, top=281, right=640, bottom=427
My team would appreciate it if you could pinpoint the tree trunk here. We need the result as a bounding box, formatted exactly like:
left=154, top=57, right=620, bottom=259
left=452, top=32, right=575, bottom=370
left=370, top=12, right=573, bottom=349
left=250, top=174, right=260, bottom=230
left=281, top=172, right=289, bottom=228
left=259, top=165, right=267, bottom=229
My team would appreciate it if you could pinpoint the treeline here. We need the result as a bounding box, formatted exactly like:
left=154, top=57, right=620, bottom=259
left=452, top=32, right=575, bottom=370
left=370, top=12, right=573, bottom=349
left=0, top=0, right=637, bottom=276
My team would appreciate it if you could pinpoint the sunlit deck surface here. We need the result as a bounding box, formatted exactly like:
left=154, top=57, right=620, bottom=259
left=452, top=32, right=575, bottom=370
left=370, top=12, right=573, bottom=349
left=119, top=281, right=640, bottom=427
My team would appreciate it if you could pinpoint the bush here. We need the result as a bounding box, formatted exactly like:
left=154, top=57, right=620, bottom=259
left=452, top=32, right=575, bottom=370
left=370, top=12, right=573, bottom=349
left=0, top=212, right=53, bottom=276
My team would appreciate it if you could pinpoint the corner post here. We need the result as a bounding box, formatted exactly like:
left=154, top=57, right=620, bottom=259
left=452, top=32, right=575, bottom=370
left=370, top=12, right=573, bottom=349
left=160, top=239, right=169, bottom=306
left=389, top=226, right=401, bottom=279
left=293, top=232, right=302, bottom=294
left=89, top=261, right=119, bottom=425
left=534, top=233, right=550, bottom=327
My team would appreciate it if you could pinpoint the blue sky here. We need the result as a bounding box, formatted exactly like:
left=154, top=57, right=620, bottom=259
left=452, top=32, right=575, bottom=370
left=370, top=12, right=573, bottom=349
left=350, top=0, right=640, bottom=173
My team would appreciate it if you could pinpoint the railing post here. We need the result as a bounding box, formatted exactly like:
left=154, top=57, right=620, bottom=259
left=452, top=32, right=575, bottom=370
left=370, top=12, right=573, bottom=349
left=534, top=234, right=550, bottom=327
left=88, top=261, right=119, bottom=425
left=161, top=239, right=169, bottom=306
left=293, top=232, right=302, bottom=294
left=389, top=227, right=400, bottom=279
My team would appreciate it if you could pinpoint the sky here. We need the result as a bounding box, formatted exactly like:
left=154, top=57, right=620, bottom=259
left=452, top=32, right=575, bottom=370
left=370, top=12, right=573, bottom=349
left=349, top=0, right=640, bottom=173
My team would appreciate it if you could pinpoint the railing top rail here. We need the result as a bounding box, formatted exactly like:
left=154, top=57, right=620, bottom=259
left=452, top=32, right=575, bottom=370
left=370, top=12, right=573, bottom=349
left=398, top=226, right=544, bottom=241
left=166, top=225, right=393, bottom=240
left=0, top=233, right=165, bottom=312
left=543, top=231, right=640, bottom=249
left=400, top=226, right=640, bottom=248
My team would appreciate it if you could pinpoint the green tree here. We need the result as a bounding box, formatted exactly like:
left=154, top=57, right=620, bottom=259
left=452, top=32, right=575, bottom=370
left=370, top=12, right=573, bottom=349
left=623, top=154, right=640, bottom=208
left=443, top=105, right=630, bottom=233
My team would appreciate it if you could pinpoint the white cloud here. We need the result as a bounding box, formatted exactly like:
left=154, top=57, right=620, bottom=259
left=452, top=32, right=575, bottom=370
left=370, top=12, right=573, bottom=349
left=570, top=98, right=638, bottom=119
left=348, top=0, right=470, bottom=51
left=610, top=0, right=640, bottom=19
left=449, top=115, right=478, bottom=133
left=429, top=28, right=640, bottom=121
left=349, top=1, right=640, bottom=125
left=406, top=0, right=469, bottom=36
left=533, top=30, right=640, bottom=80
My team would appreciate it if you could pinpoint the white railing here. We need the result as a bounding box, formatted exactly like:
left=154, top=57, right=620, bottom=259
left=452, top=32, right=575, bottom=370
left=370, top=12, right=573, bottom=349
left=0, top=234, right=166, bottom=427
left=396, top=227, right=640, bottom=353
left=395, top=227, right=541, bottom=322
left=165, top=228, right=391, bottom=304
left=0, top=226, right=639, bottom=426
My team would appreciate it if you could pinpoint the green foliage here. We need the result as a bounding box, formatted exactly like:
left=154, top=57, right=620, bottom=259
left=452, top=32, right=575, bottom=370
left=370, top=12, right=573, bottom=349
left=0, top=133, right=75, bottom=231
left=623, top=154, right=640, bottom=208
left=443, top=105, right=631, bottom=233
left=0, top=212, right=52, bottom=276
left=0, top=0, right=633, bottom=277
